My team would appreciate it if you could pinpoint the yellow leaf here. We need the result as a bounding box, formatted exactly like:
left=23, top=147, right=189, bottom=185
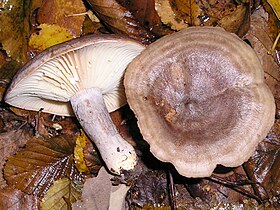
left=267, top=0, right=280, bottom=20
left=0, top=0, right=30, bottom=63
left=172, top=0, right=201, bottom=26
left=155, top=0, right=187, bottom=30
left=74, top=131, right=90, bottom=173
left=28, top=24, right=73, bottom=51
left=40, top=178, right=82, bottom=210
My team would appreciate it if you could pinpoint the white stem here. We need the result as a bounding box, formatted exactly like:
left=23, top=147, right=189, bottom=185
left=70, top=87, right=137, bottom=174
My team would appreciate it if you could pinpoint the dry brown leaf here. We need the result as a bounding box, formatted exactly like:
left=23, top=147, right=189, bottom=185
left=155, top=0, right=187, bottom=30
left=219, top=4, right=250, bottom=37
left=155, top=0, right=250, bottom=35
left=119, top=0, right=171, bottom=36
left=0, top=52, right=22, bottom=100
left=126, top=170, right=168, bottom=207
left=0, top=187, right=39, bottom=210
left=38, top=0, right=86, bottom=37
left=198, top=0, right=250, bottom=37
left=4, top=135, right=83, bottom=197
left=73, top=167, right=111, bottom=210
left=0, top=128, right=33, bottom=188
left=244, top=119, right=280, bottom=205
left=263, top=1, right=280, bottom=50
left=72, top=167, right=129, bottom=210
left=244, top=7, right=280, bottom=117
left=171, top=0, right=202, bottom=26
left=86, top=0, right=156, bottom=45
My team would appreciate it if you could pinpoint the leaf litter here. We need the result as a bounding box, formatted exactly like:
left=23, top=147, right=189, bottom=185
left=0, top=0, right=279, bottom=209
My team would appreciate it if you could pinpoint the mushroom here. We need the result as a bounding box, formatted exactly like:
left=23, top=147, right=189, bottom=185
left=5, top=35, right=145, bottom=175
left=124, top=26, right=275, bottom=178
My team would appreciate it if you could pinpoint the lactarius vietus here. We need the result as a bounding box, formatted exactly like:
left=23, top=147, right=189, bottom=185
left=124, top=26, right=275, bottom=178
left=5, top=35, right=145, bottom=174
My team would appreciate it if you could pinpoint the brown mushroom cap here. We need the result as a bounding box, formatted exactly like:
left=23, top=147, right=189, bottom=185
left=124, top=26, right=275, bottom=178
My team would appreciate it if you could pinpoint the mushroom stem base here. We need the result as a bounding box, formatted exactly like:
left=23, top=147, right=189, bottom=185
left=70, top=87, right=137, bottom=174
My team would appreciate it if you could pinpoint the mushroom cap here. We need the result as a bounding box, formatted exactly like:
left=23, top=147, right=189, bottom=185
left=124, top=26, right=275, bottom=178
left=5, top=35, right=145, bottom=116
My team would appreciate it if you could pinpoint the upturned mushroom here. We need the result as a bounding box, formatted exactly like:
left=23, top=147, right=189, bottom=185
left=5, top=35, right=145, bottom=174
left=124, top=26, right=275, bottom=178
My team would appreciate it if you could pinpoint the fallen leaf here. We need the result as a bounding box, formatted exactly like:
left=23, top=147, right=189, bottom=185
left=76, top=132, right=102, bottom=174
left=0, top=128, right=33, bottom=188
left=219, top=4, right=250, bottom=37
left=109, top=183, right=130, bottom=210
left=0, top=187, right=39, bottom=210
left=119, top=0, right=171, bottom=37
left=266, top=0, right=280, bottom=20
left=0, top=52, right=21, bottom=100
left=244, top=7, right=280, bottom=117
left=244, top=119, right=280, bottom=205
left=86, top=0, right=156, bottom=45
left=72, top=167, right=130, bottom=210
left=4, top=135, right=83, bottom=197
left=126, top=170, right=168, bottom=207
left=263, top=1, right=280, bottom=51
left=198, top=0, right=250, bottom=37
left=29, top=24, right=73, bottom=51
left=171, top=0, right=202, bottom=26
left=155, top=0, right=187, bottom=30
left=74, top=131, right=91, bottom=174
left=81, top=11, right=104, bottom=35
left=0, top=0, right=40, bottom=63
left=38, top=0, right=86, bottom=37
left=40, top=178, right=82, bottom=210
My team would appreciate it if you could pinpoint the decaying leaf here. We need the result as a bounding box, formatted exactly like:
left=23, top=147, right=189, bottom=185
left=171, top=0, right=202, bottom=26
left=119, top=0, right=171, bottom=37
left=40, top=178, right=82, bottom=210
left=0, top=53, right=22, bottom=100
left=0, top=107, right=33, bottom=187
left=0, top=187, right=39, bottom=210
left=218, top=4, right=250, bottom=37
left=4, top=135, right=83, bottom=197
left=263, top=0, right=280, bottom=52
left=73, top=167, right=130, bottom=210
left=244, top=7, right=280, bottom=117
left=38, top=0, right=86, bottom=37
left=266, top=0, right=280, bottom=20
left=126, top=170, right=168, bottom=207
left=0, top=0, right=40, bottom=63
left=74, top=131, right=91, bottom=174
left=244, top=119, right=280, bottom=205
left=155, top=0, right=187, bottom=30
left=198, top=0, right=250, bottom=37
left=155, top=0, right=250, bottom=36
left=0, top=128, right=33, bottom=188
left=86, top=0, right=156, bottom=45
left=74, top=131, right=102, bottom=174
left=29, top=24, right=73, bottom=51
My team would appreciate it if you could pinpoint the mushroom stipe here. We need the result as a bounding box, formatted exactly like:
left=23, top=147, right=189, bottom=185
left=5, top=34, right=145, bottom=175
